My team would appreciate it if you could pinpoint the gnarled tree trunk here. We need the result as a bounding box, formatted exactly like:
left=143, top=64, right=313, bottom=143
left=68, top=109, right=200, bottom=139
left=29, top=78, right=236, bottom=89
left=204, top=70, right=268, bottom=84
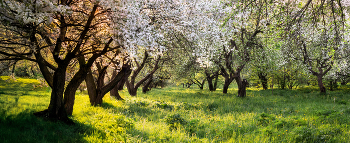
left=223, top=77, right=233, bottom=94
left=86, top=65, right=131, bottom=106
left=207, top=77, right=214, bottom=91
left=213, top=75, right=218, bottom=91
left=142, top=75, right=153, bottom=93
left=110, top=70, right=127, bottom=100
left=205, top=70, right=219, bottom=91
left=258, top=72, right=268, bottom=90
left=235, top=76, right=248, bottom=97
left=126, top=51, right=160, bottom=96
left=86, top=70, right=98, bottom=105
left=317, top=75, right=326, bottom=93
left=192, top=78, right=205, bottom=90
left=34, top=65, right=73, bottom=124
left=126, top=79, right=138, bottom=96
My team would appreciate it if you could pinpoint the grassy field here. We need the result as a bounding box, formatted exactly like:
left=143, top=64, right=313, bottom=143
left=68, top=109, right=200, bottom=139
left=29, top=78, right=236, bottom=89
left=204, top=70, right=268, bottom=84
left=1, top=76, right=350, bottom=142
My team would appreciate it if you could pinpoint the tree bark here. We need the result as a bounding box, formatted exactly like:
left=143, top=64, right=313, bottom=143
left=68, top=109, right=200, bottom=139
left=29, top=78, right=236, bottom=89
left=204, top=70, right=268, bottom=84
left=258, top=72, right=268, bottom=90
left=63, top=69, right=86, bottom=115
left=63, top=56, right=92, bottom=115
left=142, top=75, right=153, bottom=93
left=199, top=79, right=205, bottom=90
left=207, top=77, right=214, bottom=91
left=87, top=65, right=131, bottom=105
left=317, top=75, right=326, bottom=93
left=239, top=79, right=248, bottom=97
left=205, top=70, right=218, bottom=91
left=92, top=66, right=108, bottom=106
left=192, top=78, right=205, bottom=90
left=110, top=84, right=124, bottom=100
left=301, top=42, right=332, bottom=93
left=126, top=52, right=160, bottom=96
left=86, top=69, right=98, bottom=105
left=220, top=65, right=234, bottom=94
left=110, top=70, right=127, bottom=100
left=34, top=65, right=73, bottom=124
left=126, top=79, right=137, bottom=96
left=11, top=61, right=17, bottom=76
left=235, top=76, right=248, bottom=97
left=223, top=77, right=232, bottom=94
left=213, top=75, right=218, bottom=91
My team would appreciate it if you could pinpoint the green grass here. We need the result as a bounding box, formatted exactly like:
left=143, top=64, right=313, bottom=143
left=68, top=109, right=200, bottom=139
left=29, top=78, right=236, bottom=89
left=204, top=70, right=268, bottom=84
left=1, top=76, right=350, bottom=142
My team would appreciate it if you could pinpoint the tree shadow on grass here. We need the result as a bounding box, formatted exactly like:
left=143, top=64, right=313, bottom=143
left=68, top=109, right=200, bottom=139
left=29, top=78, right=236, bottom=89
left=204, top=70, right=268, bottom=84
left=126, top=128, right=152, bottom=142
left=101, top=102, right=121, bottom=109
left=101, top=102, right=157, bottom=118
left=0, top=78, right=107, bottom=142
left=0, top=111, right=102, bottom=143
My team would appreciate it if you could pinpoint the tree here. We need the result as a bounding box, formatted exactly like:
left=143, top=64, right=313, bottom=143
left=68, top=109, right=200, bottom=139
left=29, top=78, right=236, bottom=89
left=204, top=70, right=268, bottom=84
left=174, top=0, right=281, bottom=96
left=281, top=0, right=348, bottom=93
left=125, top=50, right=160, bottom=96
left=217, top=0, right=278, bottom=96
left=120, top=0, right=190, bottom=95
left=85, top=54, right=131, bottom=106
left=110, top=69, right=129, bottom=100
left=142, top=58, right=172, bottom=93
left=205, top=68, right=220, bottom=91
left=0, top=0, right=125, bottom=122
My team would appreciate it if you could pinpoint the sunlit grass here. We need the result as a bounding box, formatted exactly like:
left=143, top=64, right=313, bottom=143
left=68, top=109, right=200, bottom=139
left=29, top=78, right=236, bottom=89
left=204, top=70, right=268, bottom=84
left=1, top=76, right=350, bottom=142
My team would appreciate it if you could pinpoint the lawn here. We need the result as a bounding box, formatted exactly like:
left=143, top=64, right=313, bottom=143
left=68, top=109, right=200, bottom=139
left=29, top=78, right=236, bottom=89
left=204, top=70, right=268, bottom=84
left=0, top=76, right=350, bottom=142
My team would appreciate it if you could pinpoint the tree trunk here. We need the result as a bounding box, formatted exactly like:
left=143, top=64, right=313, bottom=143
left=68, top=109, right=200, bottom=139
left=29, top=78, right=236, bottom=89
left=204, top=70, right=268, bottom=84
left=200, top=79, right=205, bottom=90
left=117, top=76, right=126, bottom=90
left=110, top=87, right=123, bottom=100
left=34, top=66, right=73, bottom=124
left=85, top=70, right=98, bottom=105
left=63, top=89, right=76, bottom=116
left=91, top=66, right=108, bottom=106
left=110, top=72, right=127, bottom=100
left=93, top=90, right=104, bottom=106
left=142, top=75, right=153, bottom=93
left=11, top=61, right=17, bottom=75
left=63, top=63, right=90, bottom=115
left=213, top=75, right=218, bottom=91
left=86, top=65, right=130, bottom=105
left=258, top=72, right=268, bottom=90
left=207, top=77, right=214, bottom=91
left=186, top=82, right=193, bottom=88
left=341, top=78, right=350, bottom=85
left=341, top=81, right=346, bottom=85
left=205, top=70, right=219, bottom=91
left=126, top=79, right=137, bottom=96
left=238, top=79, right=248, bottom=97
left=223, top=77, right=231, bottom=94
left=193, top=79, right=205, bottom=90
left=84, top=67, right=104, bottom=106
left=199, top=85, right=204, bottom=90
left=235, top=76, right=248, bottom=97
left=317, top=75, right=326, bottom=93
